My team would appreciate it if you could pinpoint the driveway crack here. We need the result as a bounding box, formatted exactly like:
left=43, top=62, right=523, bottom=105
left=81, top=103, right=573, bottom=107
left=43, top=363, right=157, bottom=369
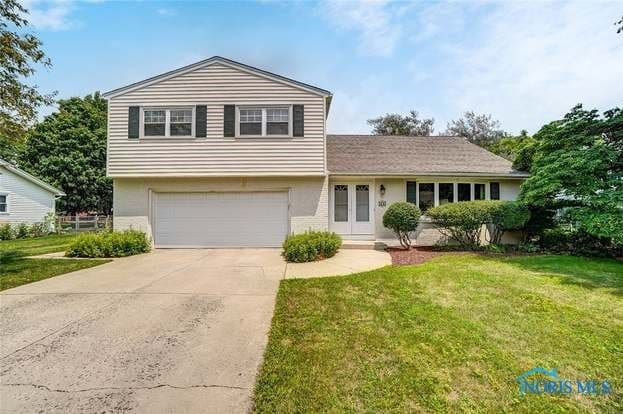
left=1, top=382, right=248, bottom=393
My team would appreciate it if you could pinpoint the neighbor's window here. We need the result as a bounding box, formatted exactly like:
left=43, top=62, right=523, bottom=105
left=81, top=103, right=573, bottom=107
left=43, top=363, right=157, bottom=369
left=458, top=183, right=471, bottom=201
left=474, top=183, right=486, bottom=200
left=439, top=183, right=454, bottom=205
left=143, top=108, right=194, bottom=137
left=238, top=106, right=291, bottom=137
left=419, top=183, right=434, bottom=212
left=490, top=182, right=500, bottom=200
left=0, top=194, right=7, bottom=213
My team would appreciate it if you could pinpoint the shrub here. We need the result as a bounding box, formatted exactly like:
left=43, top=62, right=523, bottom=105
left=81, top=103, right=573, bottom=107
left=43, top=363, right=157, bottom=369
left=539, top=227, right=622, bottom=257
left=382, top=202, right=422, bottom=249
left=427, top=200, right=494, bottom=248
left=0, top=223, right=14, bottom=240
left=282, top=231, right=342, bottom=263
left=66, top=230, right=151, bottom=258
left=488, top=201, right=531, bottom=244
left=29, top=222, right=48, bottom=237
left=0, top=249, right=23, bottom=264
left=16, top=223, right=29, bottom=239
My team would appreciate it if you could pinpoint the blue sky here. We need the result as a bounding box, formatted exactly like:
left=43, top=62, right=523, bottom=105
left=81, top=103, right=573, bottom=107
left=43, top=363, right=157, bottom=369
left=23, top=0, right=623, bottom=135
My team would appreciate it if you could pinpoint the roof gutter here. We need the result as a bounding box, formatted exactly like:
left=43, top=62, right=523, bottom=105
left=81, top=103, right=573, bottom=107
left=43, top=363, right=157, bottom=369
left=328, top=171, right=530, bottom=179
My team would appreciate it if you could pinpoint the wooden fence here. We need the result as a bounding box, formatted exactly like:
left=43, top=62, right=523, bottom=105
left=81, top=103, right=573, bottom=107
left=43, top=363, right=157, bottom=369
left=58, top=215, right=112, bottom=232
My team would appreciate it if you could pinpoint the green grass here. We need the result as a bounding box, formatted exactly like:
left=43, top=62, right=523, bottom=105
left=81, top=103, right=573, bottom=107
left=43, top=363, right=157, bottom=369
left=1, top=233, right=108, bottom=290
left=0, top=233, right=80, bottom=255
left=254, top=254, right=623, bottom=413
left=0, top=258, right=109, bottom=291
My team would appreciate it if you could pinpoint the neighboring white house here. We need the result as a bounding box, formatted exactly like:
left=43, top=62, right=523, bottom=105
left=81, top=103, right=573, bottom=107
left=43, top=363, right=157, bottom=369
left=103, top=56, right=529, bottom=248
left=0, top=159, right=65, bottom=224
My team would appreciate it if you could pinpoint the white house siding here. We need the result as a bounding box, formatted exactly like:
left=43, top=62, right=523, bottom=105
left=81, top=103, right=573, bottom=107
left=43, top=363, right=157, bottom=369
left=0, top=166, right=56, bottom=224
left=107, top=62, right=326, bottom=177
left=328, top=176, right=523, bottom=245
left=113, top=176, right=328, bottom=242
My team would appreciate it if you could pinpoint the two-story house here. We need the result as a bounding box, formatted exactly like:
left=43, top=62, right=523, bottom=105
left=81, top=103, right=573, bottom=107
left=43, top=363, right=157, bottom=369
left=103, top=56, right=528, bottom=248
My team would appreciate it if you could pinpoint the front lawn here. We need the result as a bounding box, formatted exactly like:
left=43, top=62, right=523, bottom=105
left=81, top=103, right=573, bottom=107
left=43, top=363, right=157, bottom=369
left=0, top=258, right=109, bottom=291
left=254, top=255, right=623, bottom=413
left=0, top=233, right=80, bottom=255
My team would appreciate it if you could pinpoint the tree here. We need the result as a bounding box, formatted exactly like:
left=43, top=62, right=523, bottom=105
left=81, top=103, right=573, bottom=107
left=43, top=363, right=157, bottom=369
left=488, top=129, right=536, bottom=163
left=19, top=93, right=112, bottom=215
left=519, top=104, right=623, bottom=245
left=445, top=111, right=506, bottom=148
left=0, top=0, right=55, bottom=161
left=367, top=110, right=434, bottom=136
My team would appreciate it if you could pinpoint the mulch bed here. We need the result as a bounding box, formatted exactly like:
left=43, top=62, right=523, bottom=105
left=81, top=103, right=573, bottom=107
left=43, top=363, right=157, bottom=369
left=387, top=246, right=449, bottom=266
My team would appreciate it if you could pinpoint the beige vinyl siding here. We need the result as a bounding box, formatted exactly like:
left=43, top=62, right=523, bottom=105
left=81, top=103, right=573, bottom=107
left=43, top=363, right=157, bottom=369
left=107, top=63, right=326, bottom=177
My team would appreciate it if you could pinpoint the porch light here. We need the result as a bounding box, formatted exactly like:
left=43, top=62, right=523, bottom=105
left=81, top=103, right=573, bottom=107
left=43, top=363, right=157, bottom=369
left=380, top=184, right=386, bottom=196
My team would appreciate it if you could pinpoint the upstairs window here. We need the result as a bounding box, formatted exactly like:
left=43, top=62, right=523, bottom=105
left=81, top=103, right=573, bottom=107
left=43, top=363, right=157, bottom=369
left=239, top=108, right=262, bottom=135
left=238, top=106, right=291, bottom=137
left=143, top=107, right=194, bottom=137
left=144, top=110, right=166, bottom=136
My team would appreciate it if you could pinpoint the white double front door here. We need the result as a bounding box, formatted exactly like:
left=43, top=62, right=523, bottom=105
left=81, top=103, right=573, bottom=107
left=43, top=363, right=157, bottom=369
left=330, top=183, right=374, bottom=235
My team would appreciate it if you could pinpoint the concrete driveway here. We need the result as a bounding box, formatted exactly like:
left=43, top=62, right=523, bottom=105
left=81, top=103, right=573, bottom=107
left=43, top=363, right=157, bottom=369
left=0, top=249, right=285, bottom=413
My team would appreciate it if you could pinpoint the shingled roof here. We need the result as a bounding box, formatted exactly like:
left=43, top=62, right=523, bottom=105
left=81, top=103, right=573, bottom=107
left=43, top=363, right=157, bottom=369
left=327, top=135, right=528, bottom=177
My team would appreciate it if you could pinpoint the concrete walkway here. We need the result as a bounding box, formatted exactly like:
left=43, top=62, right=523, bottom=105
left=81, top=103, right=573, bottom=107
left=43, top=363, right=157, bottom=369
left=1, top=249, right=285, bottom=413
left=285, top=250, right=391, bottom=279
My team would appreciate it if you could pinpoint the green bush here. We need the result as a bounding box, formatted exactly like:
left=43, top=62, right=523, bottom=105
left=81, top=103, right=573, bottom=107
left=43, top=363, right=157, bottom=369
left=66, top=230, right=151, bottom=258
left=539, top=227, right=622, bottom=257
left=0, top=223, right=14, bottom=240
left=0, top=249, right=24, bottom=264
left=282, top=231, right=342, bottom=263
left=427, top=200, right=495, bottom=248
left=382, top=202, right=422, bottom=249
left=15, top=223, right=29, bottom=239
left=488, top=201, right=531, bottom=244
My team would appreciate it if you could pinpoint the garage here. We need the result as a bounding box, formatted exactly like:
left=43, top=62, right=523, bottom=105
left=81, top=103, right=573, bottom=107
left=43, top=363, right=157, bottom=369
left=153, top=191, right=289, bottom=247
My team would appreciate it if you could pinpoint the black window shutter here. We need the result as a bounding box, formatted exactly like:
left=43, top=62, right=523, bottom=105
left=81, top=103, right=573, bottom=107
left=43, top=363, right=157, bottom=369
left=406, top=181, right=417, bottom=204
left=490, top=182, right=500, bottom=200
left=195, top=105, right=207, bottom=138
left=128, top=106, right=139, bottom=139
left=293, top=105, right=304, bottom=137
left=223, top=105, right=235, bottom=137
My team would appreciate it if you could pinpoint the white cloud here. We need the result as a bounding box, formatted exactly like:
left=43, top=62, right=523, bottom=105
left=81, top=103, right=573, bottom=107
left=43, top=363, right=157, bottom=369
left=440, top=1, right=623, bottom=133
left=156, top=8, right=177, bottom=16
left=20, top=0, right=76, bottom=31
left=317, top=0, right=404, bottom=57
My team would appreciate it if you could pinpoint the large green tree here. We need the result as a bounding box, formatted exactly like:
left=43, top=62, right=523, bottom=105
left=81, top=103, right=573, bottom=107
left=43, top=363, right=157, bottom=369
left=367, top=110, right=435, bottom=136
left=0, top=0, right=55, bottom=161
left=19, top=93, right=111, bottom=214
left=445, top=111, right=507, bottom=148
left=488, top=129, right=537, bottom=163
left=519, top=104, right=623, bottom=245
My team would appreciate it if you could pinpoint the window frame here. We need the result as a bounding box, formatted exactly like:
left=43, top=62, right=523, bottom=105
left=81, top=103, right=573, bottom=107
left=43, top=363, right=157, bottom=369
left=0, top=193, right=8, bottom=214
left=235, top=105, right=293, bottom=138
left=140, top=107, right=196, bottom=139
left=406, top=180, right=495, bottom=213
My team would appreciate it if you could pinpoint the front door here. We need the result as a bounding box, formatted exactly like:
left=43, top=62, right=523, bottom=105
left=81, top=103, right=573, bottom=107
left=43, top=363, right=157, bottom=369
left=331, top=183, right=373, bottom=235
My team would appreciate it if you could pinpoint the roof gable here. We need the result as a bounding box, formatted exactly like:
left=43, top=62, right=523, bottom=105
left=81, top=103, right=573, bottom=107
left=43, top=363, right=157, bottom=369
left=0, top=159, right=65, bottom=196
left=102, top=56, right=332, bottom=99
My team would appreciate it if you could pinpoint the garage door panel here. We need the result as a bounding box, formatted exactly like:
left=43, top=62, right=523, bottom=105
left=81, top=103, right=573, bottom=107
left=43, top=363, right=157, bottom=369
left=153, top=192, right=288, bottom=247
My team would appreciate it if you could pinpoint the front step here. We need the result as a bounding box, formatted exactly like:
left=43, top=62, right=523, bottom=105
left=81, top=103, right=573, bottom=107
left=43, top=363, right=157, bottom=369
left=341, top=240, right=388, bottom=251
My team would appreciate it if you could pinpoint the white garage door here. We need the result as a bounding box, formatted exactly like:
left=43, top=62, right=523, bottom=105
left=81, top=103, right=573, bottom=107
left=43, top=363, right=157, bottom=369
left=153, top=192, right=289, bottom=247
